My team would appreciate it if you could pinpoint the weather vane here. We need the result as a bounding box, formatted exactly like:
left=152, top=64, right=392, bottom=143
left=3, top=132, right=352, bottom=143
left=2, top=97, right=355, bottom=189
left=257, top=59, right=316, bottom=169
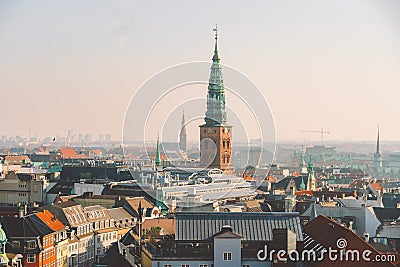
left=213, top=24, right=218, bottom=40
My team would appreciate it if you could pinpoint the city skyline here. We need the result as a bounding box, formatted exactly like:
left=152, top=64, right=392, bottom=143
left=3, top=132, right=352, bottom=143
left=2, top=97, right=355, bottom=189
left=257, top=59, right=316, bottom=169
left=1, top=1, right=399, bottom=142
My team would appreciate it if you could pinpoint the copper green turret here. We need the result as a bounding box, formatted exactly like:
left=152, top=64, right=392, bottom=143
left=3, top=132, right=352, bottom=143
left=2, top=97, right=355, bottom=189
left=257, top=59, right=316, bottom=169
left=204, top=26, right=228, bottom=126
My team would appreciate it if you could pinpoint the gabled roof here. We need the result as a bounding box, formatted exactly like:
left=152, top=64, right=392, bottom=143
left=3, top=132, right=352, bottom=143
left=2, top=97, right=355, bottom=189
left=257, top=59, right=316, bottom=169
left=59, top=148, right=86, bottom=159
left=373, top=207, right=400, bottom=223
left=107, top=207, right=133, bottom=221
left=100, top=241, right=136, bottom=267
left=142, top=218, right=175, bottom=235
left=304, top=215, right=396, bottom=266
left=34, top=210, right=66, bottom=231
left=212, top=229, right=242, bottom=239
left=47, top=180, right=75, bottom=195
left=273, top=175, right=309, bottom=191
left=118, top=197, right=154, bottom=217
left=4, top=155, right=31, bottom=164
left=175, top=212, right=303, bottom=242
left=0, top=216, right=36, bottom=238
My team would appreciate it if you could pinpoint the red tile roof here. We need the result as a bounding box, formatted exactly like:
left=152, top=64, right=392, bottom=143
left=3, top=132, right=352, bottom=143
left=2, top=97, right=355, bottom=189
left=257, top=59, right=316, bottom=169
left=35, top=210, right=66, bottom=231
left=59, top=148, right=86, bottom=159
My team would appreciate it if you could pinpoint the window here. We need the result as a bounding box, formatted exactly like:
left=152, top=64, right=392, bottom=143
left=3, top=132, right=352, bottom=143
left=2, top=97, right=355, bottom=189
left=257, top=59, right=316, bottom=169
left=200, top=265, right=208, bottom=267
left=27, top=240, right=36, bottom=249
left=242, top=265, right=250, bottom=267
left=12, top=241, right=20, bottom=249
left=27, top=254, right=36, bottom=263
left=223, top=252, right=232, bottom=261
left=164, top=265, right=172, bottom=267
left=182, top=265, right=190, bottom=267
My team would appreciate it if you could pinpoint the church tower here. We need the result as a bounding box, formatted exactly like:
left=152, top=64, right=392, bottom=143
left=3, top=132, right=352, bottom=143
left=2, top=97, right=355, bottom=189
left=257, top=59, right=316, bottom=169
left=199, top=27, right=233, bottom=174
left=374, top=125, right=383, bottom=169
left=179, top=110, right=187, bottom=154
left=307, top=156, right=316, bottom=191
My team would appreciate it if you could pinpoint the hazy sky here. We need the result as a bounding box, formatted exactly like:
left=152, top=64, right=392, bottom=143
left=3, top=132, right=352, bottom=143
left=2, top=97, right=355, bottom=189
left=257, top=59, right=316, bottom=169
left=1, top=0, right=399, bottom=142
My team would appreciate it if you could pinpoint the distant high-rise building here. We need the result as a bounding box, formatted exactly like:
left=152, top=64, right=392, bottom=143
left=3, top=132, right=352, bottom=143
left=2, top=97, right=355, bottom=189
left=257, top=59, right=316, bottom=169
left=84, top=134, right=92, bottom=142
left=199, top=28, right=233, bottom=174
left=374, top=125, right=383, bottom=169
left=179, top=111, right=187, bottom=154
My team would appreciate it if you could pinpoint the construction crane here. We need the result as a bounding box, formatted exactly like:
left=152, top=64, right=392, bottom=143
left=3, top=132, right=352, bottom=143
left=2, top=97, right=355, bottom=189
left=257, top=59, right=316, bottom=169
left=301, top=128, right=330, bottom=143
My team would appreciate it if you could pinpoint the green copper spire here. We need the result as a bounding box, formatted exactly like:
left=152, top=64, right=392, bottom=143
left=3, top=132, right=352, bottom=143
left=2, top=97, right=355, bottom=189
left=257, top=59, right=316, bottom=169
left=307, top=155, right=316, bottom=190
left=299, top=176, right=306, bottom=190
left=155, top=135, right=161, bottom=166
left=307, top=155, right=314, bottom=173
left=204, top=26, right=227, bottom=126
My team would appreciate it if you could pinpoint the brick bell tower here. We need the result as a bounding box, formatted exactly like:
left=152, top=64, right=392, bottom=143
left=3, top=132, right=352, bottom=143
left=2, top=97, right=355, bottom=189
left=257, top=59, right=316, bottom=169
left=199, top=27, right=233, bottom=174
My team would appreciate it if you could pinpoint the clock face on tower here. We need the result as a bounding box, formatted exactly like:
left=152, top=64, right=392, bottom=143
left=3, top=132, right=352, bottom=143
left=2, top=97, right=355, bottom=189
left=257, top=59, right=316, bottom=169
left=208, top=128, right=213, bottom=134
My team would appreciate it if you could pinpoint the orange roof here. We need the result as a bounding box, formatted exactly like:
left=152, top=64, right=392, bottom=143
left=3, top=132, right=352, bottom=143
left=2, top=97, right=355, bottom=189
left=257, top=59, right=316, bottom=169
left=370, top=183, right=382, bottom=191
left=150, top=154, right=168, bottom=160
left=295, top=190, right=314, bottom=196
left=243, top=174, right=253, bottom=181
left=142, top=218, right=175, bottom=234
left=35, top=210, right=66, bottom=231
left=5, top=155, right=30, bottom=164
left=59, top=148, right=86, bottom=159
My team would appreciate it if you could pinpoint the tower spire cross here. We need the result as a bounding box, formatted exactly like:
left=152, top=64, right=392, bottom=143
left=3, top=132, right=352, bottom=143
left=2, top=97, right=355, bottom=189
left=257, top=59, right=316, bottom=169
left=213, top=24, right=218, bottom=40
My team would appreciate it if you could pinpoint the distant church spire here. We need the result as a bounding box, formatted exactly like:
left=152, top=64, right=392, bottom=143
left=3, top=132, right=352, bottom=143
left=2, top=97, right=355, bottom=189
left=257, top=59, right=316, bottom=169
left=376, top=124, right=380, bottom=155
left=307, top=156, right=316, bottom=191
left=179, top=110, right=187, bottom=153
left=374, top=124, right=383, bottom=169
left=155, top=135, right=161, bottom=166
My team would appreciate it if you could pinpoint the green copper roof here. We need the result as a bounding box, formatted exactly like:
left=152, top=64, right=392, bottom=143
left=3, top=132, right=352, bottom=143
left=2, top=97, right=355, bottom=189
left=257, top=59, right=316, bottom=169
left=307, top=155, right=314, bottom=170
left=299, top=177, right=306, bottom=190
left=155, top=136, right=161, bottom=166
left=204, top=27, right=228, bottom=126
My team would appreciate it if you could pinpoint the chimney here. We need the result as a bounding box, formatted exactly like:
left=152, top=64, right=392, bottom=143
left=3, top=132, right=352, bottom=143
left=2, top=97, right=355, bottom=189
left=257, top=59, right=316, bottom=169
left=18, top=205, right=26, bottom=218
left=364, top=233, right=370, bottom=243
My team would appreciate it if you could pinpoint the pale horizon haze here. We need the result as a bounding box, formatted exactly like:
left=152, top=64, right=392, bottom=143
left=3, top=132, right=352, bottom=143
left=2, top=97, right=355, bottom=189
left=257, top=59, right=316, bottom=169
left=1, top=0, right=399, bottom=143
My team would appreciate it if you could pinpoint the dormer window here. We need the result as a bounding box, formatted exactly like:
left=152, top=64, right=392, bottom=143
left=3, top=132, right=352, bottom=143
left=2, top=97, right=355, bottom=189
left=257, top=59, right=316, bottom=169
left=26, top=240, right=36, bottom=249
